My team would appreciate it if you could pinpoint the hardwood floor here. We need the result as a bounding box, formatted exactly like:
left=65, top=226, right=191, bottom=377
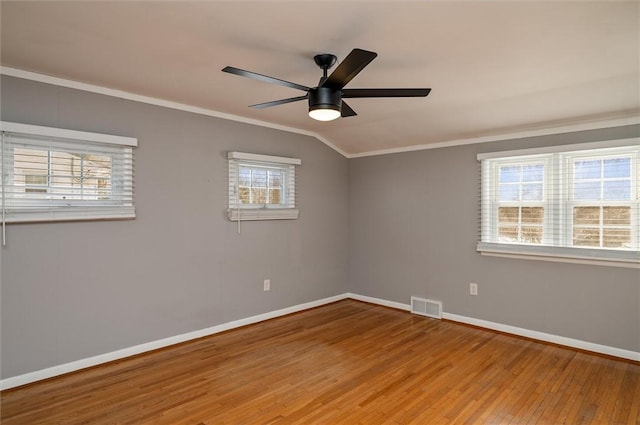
left=2, top=299, right=639, bottom=424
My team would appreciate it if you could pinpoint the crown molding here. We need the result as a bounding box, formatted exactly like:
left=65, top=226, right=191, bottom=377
left=348, top=115, right=640, bottom=158
left=0, top=66, right=349, bottom=158
left=2, top=66, right=637, bottom=159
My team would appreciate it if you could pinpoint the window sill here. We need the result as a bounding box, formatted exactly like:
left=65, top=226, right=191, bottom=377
left=3, top=207, right=136, bottom=223
left=227, top=208, right=299, bottom=221
left=477, top=242, right=640, bottom=268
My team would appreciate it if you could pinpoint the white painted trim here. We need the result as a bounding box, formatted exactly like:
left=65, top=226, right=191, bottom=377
left=0, top=293, right=348, bottom=390
left=228, top=151, right=301, bottom=165
left=479, top=250, right=640, bottom=269
left=0, top=66, right=349, bottom=158
left=346, top=293, right=639, bottom=362
left=3, top=67, right=638, bottom=159
left=2, top=292, right=637, bottom=389
left=227, top=208, right=299, bottom=221
left=345, top=292, right=411, bottom=311
left=477, top=137, right=640, bottom=160
left=348, top=116, right=640, bottom=158
left=442, top=312, right=640, bottom=362
left=0, top=121, right=137, bottom=147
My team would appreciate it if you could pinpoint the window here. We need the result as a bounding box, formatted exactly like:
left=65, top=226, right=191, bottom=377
left=496, top=160, right=546, bottom=244
left=478, top=139, right=639, bottom=266
left=1, top=122, right=136, bottom=223
left=227, top=152, right=300, bottom=221
left=24, top=174, right=48, bottom=193
left=569, top=154, right=633, bottom=249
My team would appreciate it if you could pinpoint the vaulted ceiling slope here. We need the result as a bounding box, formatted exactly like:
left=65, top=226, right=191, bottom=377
left=1, top=1, right=638, bottom=157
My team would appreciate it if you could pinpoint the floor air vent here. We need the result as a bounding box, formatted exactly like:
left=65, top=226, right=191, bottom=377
left=410, top=296, right=442, bottom=319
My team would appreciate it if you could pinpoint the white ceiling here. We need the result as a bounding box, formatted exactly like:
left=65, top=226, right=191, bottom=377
left=1, top=1, right=639, bottom=156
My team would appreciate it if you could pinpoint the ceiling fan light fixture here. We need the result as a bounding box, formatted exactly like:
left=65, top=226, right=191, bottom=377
left=308, top=87, right=342, bottom=121
left=309, top=105, right=341, bottom=121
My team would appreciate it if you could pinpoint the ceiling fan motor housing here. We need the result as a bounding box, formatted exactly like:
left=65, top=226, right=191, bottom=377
left=308, top=87, right=342, bottom=113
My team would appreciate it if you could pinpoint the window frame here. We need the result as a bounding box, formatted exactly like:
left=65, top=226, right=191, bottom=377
left=227, top=151, right=301, bottom=221
left=488, top=156, right=550, bottom=246
left=564, top=151, right=637, bottom=250
left=1, top=121, right=136, bottom=224
left=478, top=139, right=640, bottom=267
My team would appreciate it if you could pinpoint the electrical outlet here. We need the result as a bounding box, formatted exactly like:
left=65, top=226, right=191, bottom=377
left=263, top=279, right=271, bottom=291
left=469, top=282, right=478, bottom=296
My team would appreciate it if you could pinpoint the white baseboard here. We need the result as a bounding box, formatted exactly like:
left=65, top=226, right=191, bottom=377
left=345, top=293, right=411, bottom=311
left=2, top=292, right=637, bottom=390
left=345, top=293, right=639, bottom=362
left=441, top=312, right=640, bottom=362
left=0, top=294, right=349, bottom=390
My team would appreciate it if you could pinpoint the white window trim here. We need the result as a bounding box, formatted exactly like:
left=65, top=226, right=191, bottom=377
left=227, top=151, right=301, bottom=221
left=227, top=151, right=300, bottom=165
left=1, top=121, right=136, bottom=227
left=482, top=155, right=550, bottom=245
left=0, top=121, right=137, bottom=147
left=478, top=138, right=640, bottom=268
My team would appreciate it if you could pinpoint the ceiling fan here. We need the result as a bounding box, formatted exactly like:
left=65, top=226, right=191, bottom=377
left=222, top=48, right=431, bottom=121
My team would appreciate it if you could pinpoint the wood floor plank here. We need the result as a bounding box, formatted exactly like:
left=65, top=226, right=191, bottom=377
left=1, top=300, right=638, bottom=424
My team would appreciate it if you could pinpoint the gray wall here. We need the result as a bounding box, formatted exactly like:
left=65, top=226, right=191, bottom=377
left=0, top=76, right=349, bottom=378
left=2, top=74, right=638, bottom=381
left=348, top=125, right=640, bottom=352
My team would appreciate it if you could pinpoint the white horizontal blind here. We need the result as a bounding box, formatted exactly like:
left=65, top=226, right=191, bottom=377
left=1, top=130, right=135, bottom=223
left=478, top=140, right=640, bottom=265
left=227, top=152, right=300, bottom=221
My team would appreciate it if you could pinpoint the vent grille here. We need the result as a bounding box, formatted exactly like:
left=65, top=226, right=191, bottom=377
left=410, top=297, right=442, bottom=319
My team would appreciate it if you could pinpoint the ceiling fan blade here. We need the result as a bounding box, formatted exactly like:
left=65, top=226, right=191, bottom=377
left=222, top=66, right=310, bottom=92
left=321, top=49, right=378, bottom=90
left=342, top=88, right=431, bottom=98
left=341, top=101, right=357, bottom=118
left=250, top=96, right=308, bottom=109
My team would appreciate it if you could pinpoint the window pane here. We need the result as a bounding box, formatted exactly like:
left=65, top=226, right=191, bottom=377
left=235, top=164, right=291, bottom=207
left=574, top=181, right=601, bottom=201
left=603, top=207, right=630, bottom=226
left=24, top=174, right=48, bottom=193
left=83, top=178, right=101, bottom=196
left=251, top=169, right=267, bottom=187
left=50, top=151, right=77, bottom=177
left=97, top=178, right=110, bottom=199
left=522, top=183, right=543, bottom=201
left=522, top=164, right=543, bottom=182
left=83, top=154, right=111, bottom=174
left=14, top=148, right=48, bottom=175
left=573, top=228, right=600, bottom=247
left=604, top=158, right=630, bottom=178
left=603, top=180, right=631, bottom=201
left=269, top=171, right=283, bottom=187
left=499, top=184, right=519, bottom=201
left=573, top=207, right=600, bottom=225
left=239, top=187, right=250, bottom=204
left=521, top=207, right=544, bottom=224
left=269, top=188, right=282, bottom=204
left=521, top=226, right=543, bottom=243
left=25, top=175, right=47, bottom=185
left=50, top=176, right=73, bottom=190
left=499, top=166, right=520, bottom=183
left=498, top=226, right=518, bottom=242
left=574, top=159, right=601, bottom=180
left=252, top=188, right=267, bottom=204
left=239, top=169, right=250, bottom=186
left=603, top=229, right=631, bottom=248
left=498, top=207, right=519, bottom=223
left=97, top=178, right=110, bottom=189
